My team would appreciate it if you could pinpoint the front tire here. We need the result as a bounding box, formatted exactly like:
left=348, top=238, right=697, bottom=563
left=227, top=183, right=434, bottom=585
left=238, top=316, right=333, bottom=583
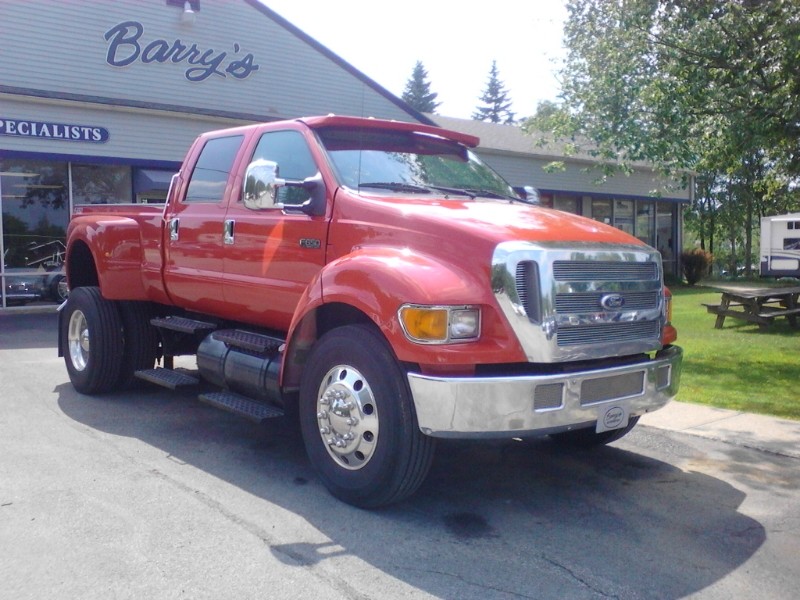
left=299, top=324, right=435, bottom=508
left=61, top=286, right=124, bottom=394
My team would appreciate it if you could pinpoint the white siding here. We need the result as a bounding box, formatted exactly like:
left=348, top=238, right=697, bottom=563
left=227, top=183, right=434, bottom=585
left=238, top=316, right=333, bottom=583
left=0, top=0, right=415, bottom=126
left=1, top=95, right=233, bottom=163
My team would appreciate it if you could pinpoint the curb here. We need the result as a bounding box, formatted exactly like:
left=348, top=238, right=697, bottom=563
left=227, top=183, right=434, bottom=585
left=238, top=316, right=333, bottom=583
left=641, top=401, right=800, bottom=459
left=0, top=305, right=60, bottom=316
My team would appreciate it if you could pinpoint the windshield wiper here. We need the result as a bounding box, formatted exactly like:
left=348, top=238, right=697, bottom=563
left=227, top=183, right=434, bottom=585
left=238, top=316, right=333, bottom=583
left=427, top=185, right=476, bottom=198
left=429, top=186, right=520, bottom=201
left=358, top=182, right=432, bottom=194
left=464, top=188, right=520, bottom=200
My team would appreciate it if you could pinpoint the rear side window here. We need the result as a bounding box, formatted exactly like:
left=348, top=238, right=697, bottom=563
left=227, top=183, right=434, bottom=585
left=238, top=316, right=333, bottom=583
left=185, top=135, right=244, bottom=203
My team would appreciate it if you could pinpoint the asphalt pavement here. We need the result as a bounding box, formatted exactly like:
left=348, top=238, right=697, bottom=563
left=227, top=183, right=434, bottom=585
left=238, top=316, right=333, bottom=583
left=2, top=309, right=799, bottom=599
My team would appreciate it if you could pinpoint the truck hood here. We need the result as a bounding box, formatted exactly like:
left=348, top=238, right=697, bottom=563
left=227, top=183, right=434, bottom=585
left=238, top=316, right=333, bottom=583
left=388, top=197, right=645, bottom=247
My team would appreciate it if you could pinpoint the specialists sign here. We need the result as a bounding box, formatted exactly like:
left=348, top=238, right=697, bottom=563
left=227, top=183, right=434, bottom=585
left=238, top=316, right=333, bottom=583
left=0, top=118, right=109, bottom=143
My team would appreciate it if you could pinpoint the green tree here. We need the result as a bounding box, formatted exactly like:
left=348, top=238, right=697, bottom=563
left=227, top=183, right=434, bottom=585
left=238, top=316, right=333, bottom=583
left=473, top=61, right=515, bottom=124
left=557, top=0, right=800, bottom=276
left=401, top=61, right=441, bottom=114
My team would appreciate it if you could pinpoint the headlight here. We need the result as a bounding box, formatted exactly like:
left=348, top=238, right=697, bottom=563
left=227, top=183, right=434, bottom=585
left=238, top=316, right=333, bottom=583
left=398, top=304, right=481, bottom=344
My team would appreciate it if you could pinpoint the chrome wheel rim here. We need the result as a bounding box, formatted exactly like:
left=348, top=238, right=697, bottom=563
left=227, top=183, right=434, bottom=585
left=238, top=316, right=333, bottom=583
left=315, top=365, right=379, bottom=471
left=56, top=279, right=69, bottom=301
left=67, top=310, right=90, bottom=372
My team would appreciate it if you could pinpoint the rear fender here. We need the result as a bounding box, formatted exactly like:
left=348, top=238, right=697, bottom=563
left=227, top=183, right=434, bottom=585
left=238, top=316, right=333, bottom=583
left=67, top=215, right=149, bottom=300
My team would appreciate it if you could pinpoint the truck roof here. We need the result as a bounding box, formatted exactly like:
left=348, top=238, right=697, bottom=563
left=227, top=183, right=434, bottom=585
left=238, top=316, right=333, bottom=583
left=298, top=115, right=480, bottom=148
left=197, top=115, right=480, bottom=149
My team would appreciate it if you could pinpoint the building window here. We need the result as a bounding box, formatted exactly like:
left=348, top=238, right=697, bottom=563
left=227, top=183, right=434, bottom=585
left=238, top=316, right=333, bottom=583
left=636, top=201, right=655, bottom=246
left=1, top=158, right=69, bottom=307
left=72, top=164, right=132, bottom=204
left=133, top=168, right=175, bottom=204
left=591, top=199, right=612, bottom=225
left=553, top=194, right=580, bottom=215
left=614, top=199, right=634, bottom=235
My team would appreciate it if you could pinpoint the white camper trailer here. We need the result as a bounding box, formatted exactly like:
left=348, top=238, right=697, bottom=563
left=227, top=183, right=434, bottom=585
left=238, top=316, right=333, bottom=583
left=760, top=213, right=800, bottom=277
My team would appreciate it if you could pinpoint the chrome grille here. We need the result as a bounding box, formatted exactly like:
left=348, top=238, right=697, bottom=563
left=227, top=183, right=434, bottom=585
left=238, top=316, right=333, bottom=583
left=534, top=383, right=564, bottom=410
left=515, top=261, right=541, bottom=321
left=555, top=291, right=660, bottom=313
left=557, top=321, right=660, bottom=347
left=553, top=261, right=658, bottom=281
left=581, top=371, right=645, bottom=405
left=515, top=262, right=529, bottom=312
left=493, top=242, right=665, bottom=362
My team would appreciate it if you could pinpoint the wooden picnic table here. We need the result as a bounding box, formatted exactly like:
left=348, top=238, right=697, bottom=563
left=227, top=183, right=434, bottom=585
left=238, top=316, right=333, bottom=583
left=703, top=285, right=800, bottom=329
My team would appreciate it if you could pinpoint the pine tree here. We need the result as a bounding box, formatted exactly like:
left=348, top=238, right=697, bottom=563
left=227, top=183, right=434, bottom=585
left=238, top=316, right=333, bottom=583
left=401, top=61, right=441, bottom=114
left=473, top=61, right=515, bottom=124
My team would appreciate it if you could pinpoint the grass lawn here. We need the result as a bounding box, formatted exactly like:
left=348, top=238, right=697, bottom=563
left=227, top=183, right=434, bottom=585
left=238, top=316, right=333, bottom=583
left=670, top=284, right=800, bottom=420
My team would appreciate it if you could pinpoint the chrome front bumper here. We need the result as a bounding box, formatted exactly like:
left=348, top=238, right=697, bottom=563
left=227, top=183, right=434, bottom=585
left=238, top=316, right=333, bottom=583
left=407, top=346, right=682, bottom=438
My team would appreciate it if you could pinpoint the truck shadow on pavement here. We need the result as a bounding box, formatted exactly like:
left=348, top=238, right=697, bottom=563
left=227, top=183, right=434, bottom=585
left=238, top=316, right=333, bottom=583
left=56, top=382, right=765, bottom=599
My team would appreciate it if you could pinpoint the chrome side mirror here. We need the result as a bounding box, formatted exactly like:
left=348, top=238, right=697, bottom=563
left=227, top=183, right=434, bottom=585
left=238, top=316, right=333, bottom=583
left=243, top=158, right=327, bottom=216
left=243, top=159, right=285, bottom=210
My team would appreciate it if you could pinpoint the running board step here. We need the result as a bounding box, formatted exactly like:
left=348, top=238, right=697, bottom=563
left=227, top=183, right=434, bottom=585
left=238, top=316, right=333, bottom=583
left=151, top=316, right=217, bottom=334
left=199, top=391, right=284, bottom=423
left=135, top=368, right=200, bottom=390
left=212, top=329, right=284, bottom=355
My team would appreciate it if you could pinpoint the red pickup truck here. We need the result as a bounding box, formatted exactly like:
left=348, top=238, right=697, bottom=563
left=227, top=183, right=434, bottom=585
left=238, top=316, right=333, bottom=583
left=60, top=115, right=682, bottom=507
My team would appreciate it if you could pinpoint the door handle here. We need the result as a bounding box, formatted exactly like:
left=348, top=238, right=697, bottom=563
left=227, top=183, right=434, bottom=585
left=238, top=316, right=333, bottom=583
left=224, top=219, right=235, bottom=245
left=169, top=218, right=179, bottom=241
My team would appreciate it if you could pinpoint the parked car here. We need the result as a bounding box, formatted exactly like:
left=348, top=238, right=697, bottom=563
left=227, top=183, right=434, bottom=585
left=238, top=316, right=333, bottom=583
left=3, top=269, right=46, bottom=305
left=2, top=267, right=68, bottom=305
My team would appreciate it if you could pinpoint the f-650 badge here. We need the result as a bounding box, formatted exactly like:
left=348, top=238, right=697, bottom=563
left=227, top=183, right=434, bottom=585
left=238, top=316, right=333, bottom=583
left=299, top=238, right=321, bottom=249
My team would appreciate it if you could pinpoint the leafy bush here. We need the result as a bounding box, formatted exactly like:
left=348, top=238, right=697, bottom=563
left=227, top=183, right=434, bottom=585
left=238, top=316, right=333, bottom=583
left=681, top=248, right=713, bottom=285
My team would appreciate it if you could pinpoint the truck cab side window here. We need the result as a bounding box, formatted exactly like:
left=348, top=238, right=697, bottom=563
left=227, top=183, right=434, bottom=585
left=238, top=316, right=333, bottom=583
left=251, top=130, right=317, bottom=206
left=185, top=135, right=244, bottom=203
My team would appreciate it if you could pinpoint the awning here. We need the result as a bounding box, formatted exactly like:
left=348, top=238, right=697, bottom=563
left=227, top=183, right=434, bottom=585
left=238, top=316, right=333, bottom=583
left=134, top=168, right=175, bottom=192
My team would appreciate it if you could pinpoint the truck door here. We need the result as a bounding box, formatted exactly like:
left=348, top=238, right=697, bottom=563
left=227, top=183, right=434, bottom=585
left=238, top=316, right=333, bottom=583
left=163, top=134, right=244, bottom=315
left=222, top=129, right=328, bottom=329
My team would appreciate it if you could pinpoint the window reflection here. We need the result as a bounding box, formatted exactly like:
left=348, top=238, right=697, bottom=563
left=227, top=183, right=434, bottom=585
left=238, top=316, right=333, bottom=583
left=72, top=163, right=132, bottom=204
left=1, top=159, right=69, bottom=306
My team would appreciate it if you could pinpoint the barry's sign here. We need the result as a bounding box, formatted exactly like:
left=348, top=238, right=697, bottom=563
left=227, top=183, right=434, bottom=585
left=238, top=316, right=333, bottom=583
left=104, top=21, right=260, bottom=82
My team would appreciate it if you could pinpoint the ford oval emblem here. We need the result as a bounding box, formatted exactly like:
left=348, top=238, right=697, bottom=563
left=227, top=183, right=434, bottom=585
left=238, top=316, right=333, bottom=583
left=600, top=293, right=626, bottom=310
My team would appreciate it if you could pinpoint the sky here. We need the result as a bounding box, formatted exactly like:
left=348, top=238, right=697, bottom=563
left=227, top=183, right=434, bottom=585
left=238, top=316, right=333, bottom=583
left=260, top=0, right=569, bottom=120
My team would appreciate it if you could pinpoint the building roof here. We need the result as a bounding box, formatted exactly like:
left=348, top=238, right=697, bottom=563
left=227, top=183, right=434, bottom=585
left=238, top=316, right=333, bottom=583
left=429, top=115, right=581, bottom=162
left=429, top=114, right=679, bottom=173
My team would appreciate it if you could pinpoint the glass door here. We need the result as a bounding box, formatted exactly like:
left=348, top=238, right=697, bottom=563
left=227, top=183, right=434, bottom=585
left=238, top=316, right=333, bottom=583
left=1, top=159, right=69, bottom=307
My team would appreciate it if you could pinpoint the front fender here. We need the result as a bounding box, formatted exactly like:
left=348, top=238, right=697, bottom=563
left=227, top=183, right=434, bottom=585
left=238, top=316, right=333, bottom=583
left=285, top=246, right=527, bottom=372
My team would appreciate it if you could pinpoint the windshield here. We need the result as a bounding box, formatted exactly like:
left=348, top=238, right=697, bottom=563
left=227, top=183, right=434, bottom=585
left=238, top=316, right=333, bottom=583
left=316, top=127, right=518, bottom=200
